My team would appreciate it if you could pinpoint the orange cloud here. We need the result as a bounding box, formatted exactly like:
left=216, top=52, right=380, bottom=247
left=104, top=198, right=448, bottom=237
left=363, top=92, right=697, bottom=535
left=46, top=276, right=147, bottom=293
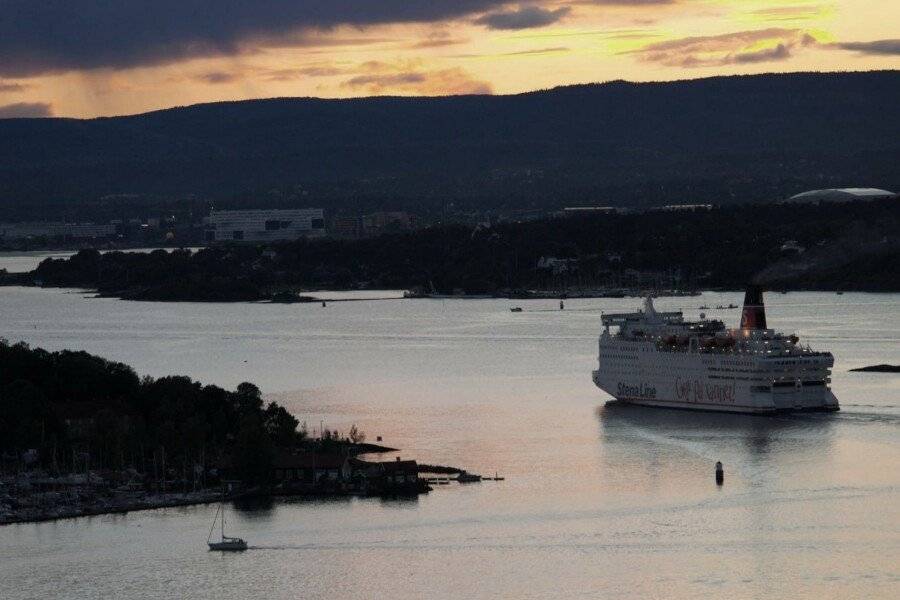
left=630, top=28, right=818, bottom=67
left=340, top=62, right=491, bottom=95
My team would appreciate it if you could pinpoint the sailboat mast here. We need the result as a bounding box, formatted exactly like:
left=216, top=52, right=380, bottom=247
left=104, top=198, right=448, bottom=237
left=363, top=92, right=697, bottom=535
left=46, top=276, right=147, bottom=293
left=221, top=486, right=226, bottom=540
left=206, top=504, right=220, bottom=544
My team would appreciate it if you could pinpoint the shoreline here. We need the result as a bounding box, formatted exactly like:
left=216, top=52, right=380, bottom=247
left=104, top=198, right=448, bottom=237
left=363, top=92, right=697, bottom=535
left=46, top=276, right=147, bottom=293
left=1, top=282, right=896, bottom=303
left=0, top=490, right=224, bottom=527
left=1, top=443, right=403, bottom=528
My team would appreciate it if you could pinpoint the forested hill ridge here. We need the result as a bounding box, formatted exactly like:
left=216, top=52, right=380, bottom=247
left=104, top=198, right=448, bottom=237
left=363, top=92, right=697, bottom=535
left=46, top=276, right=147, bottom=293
left=1, top=71, right=898, bottom=218
left=3, top=199, right=897, bottom=299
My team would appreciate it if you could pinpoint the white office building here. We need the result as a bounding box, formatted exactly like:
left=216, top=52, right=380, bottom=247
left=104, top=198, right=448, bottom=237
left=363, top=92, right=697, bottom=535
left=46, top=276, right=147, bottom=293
left=204, top=209, right=325, bottom=243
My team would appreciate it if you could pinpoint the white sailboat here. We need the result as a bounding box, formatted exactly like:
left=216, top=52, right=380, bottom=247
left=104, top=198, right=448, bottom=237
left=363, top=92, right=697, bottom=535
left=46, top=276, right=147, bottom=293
left=207, top=499, right=247, bottom=551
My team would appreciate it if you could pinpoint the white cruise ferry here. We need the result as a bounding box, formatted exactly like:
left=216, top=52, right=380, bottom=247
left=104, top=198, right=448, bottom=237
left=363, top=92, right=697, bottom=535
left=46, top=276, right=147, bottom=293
left=592, top=287, right=839, bottom=414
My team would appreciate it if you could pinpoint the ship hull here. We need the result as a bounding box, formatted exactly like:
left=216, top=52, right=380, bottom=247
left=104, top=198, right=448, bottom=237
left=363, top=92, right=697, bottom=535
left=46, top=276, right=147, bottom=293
left=597, top=392, right=839, bottom=414
left=592, top=340, right=839, bottom=415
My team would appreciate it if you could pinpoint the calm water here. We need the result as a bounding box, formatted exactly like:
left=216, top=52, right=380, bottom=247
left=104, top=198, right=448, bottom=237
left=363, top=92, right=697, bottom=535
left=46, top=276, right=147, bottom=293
left=0, top=281, right=898, bottom=599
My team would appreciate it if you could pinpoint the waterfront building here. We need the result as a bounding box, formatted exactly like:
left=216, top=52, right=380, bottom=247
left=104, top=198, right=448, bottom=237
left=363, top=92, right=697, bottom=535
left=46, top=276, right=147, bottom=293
left=270, top=453, right=421, bottom=494
left=203, top=208, right=325, bottom=243
left=272, top=453, right=352, bottom=484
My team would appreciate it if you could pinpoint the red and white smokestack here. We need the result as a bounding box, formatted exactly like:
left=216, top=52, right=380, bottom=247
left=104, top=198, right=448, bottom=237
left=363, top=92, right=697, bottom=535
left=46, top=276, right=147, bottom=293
left=740, top=285, right=767, bottom=330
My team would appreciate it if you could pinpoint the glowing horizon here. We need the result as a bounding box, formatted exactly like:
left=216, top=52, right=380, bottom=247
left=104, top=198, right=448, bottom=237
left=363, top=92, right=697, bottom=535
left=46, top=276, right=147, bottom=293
left=0, top=1, right=898, bottom=118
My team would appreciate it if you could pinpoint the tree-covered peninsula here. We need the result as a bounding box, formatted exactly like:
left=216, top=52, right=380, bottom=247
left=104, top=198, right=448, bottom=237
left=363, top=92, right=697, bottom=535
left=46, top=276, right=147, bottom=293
left=0, top=341, right=431, bottom=524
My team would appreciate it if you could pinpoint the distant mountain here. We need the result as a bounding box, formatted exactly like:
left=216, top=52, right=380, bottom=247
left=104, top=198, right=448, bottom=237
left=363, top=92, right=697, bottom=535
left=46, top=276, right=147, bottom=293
left=1, top=71, right=898, bottom=218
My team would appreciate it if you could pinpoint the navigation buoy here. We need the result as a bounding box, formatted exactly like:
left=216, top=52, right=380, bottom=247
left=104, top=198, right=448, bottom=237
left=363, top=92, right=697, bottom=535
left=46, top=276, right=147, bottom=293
left=715, top=461, right=724, bottom=485
left=560, top=300, right=565, bottom=310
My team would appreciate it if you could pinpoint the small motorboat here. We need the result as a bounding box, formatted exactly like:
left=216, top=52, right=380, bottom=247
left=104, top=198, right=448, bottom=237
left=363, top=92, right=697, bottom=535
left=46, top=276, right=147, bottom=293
left=510, top=307, right=523, bottom=312
left=207, top=496, right=248, bottom=551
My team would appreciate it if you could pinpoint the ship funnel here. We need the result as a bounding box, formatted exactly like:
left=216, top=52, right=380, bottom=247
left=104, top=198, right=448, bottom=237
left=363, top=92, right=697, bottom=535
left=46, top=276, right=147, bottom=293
left=740, top=285, right=767, bottom=330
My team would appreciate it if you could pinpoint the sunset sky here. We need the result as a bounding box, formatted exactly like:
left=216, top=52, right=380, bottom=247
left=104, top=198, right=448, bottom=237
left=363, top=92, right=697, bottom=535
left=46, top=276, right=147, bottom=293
left=0, top=1, right=898, bottom=118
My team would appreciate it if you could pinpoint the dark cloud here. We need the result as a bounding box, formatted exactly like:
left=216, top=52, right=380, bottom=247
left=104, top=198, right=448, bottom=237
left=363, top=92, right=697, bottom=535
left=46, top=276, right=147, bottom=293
left=0, top=1, right=511, bottom=76
left=0, top=81, right=29, bottom=92
left=833, top=39, right=900, bottom=56
left=410, top=31, right=469, bottom=49
left=0, top=102, right=53, bottom=118
left=475, top=5, right=571, bottom=30
left=732, top=43, right=791, bottom=64
left=196, top=71, right=240, bottom=84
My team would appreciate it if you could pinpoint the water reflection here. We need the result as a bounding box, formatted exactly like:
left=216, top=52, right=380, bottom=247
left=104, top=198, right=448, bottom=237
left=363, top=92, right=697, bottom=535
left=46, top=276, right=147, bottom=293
left=597, top=401, right=837, bottom=440
left=232, top=496, right=276, bottom=516
left=377, top=495, right=421, bottom=507
left=0, top=290, right=895, bottom=600
left=594, top=402, right=839, bottom=493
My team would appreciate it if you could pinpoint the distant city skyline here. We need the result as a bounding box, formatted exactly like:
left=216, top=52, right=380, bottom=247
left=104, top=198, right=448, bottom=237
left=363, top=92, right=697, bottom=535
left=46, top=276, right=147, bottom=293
left=0, top=1, right=898, bottom=118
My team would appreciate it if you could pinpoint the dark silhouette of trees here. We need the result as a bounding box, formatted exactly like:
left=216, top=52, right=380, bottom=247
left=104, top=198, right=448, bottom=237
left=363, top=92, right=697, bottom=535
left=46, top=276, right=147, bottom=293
left=4, top=198, right=896, bottom=297
left=0, top=340, right=301, bottom=485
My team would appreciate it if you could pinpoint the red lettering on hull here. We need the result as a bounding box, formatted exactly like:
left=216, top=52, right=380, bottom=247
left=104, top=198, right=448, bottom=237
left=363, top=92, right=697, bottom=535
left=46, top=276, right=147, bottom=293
left=675, top=377, right=736, bottom=404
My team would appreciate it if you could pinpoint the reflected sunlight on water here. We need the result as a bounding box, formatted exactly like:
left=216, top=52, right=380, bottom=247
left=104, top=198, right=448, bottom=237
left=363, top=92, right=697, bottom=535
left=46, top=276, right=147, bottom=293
left=0, top=287, right=897, bottom=599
